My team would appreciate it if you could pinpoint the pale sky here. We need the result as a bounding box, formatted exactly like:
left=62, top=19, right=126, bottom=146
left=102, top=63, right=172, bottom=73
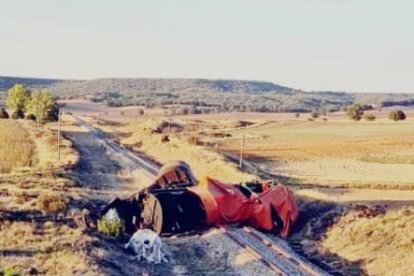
left=0, top=0, right=413, bottom=92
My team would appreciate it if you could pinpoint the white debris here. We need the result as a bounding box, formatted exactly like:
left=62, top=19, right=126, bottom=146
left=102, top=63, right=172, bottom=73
left=125, top=229, right=168, bottom=264
left=104, top=208, right=121, bottom=222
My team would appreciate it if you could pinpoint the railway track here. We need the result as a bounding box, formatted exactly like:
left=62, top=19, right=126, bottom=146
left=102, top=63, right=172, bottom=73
left=73, top=115, right=330, bottom=276
left=223, top=226, right=329, bottom=276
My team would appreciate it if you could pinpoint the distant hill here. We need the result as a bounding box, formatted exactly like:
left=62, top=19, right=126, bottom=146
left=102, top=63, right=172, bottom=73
left=1, top=76, right=413, bottom=113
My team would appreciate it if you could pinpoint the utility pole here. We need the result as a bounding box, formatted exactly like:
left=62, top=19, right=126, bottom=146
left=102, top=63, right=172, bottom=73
left=193, top=123, right=197, bottom=145
left=239, top=133, right=245, bottom=170
left=57, top=110, right=61, bottom=164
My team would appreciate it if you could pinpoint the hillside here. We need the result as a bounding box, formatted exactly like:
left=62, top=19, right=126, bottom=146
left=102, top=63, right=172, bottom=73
left=1, top=76, right=413, bottom=113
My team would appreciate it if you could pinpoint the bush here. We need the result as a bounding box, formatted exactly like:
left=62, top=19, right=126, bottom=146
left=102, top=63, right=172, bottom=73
left=347, top=104, right=364, bottom=121
left=25, top=114, right=36, bottom=121
left=310, top=111, right=319, bottom=119
left=389, top=110, right=406, bottom=121
left=46, top=103, right=59, bottom=122
left=138, top=109, right=144, bottom=115
left=98, top=210, right=124, bottom=237
left=0, top=108, right=9, bottom=119
left=2, top=268, right=20, bottom=276
left=11, top=109, right=24, bottom=119
left=363, top=114, right=376, bottom=121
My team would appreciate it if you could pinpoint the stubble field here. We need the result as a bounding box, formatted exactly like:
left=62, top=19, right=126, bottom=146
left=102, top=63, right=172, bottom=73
left=217, top=117, right=414, bottom=189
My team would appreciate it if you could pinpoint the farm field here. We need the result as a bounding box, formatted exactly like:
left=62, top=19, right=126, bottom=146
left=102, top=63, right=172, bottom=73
left=217, top=118, right=414, bottom=189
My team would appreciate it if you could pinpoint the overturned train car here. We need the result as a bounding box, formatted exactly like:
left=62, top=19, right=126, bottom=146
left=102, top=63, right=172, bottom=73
left=101, top=161, right=298, bottom=238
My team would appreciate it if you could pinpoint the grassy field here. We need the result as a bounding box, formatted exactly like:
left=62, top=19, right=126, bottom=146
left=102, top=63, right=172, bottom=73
left=0, top=120, right=35, bottom=173
left=217, top=119, right=414, bottom=188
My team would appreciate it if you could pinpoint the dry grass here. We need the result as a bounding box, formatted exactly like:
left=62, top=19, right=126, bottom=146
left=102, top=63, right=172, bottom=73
left=0, top=120, right=94, bottom=275
left=0, top=120, right=35, bottom=173
left=218, top=120, right=414, bottom=188
left=322, top=207, right=414, bottom=275
left=92, top=118, right=256, bottom=183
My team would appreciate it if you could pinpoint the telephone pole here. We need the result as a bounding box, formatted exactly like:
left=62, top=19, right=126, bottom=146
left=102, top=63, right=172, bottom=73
left=57, top=110, right=61, bottom=164
left=239, top=133, right=245, bottom=170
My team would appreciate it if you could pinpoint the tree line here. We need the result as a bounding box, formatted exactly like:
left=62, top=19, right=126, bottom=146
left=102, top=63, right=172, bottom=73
left=0, top=84, right=59, bottom=124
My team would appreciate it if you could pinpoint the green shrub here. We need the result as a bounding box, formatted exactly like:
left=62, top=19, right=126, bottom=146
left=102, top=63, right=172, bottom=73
left=363, top=114, right=376, bottom=121
left=2, top=268, right=20, bottom=276
left=97, top=215, right=124, bottom=237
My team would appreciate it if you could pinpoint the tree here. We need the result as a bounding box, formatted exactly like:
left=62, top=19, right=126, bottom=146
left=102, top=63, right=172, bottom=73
left=0, top=108, right=9, bottom=119
left=310, top=111, right=319, bottom=119
left=347, top=104, right=364, bottom=121
left=7, top=84, right=29, bottom=112
left=26, top=90, right=56, bottom=124
left=388, top=110, right=406, bottom=121
left=46, top=102, right=60, bottom=122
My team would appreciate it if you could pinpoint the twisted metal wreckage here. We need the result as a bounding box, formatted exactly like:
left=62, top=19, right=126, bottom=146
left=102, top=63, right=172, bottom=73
left=100, top=161, right=298, bottom=238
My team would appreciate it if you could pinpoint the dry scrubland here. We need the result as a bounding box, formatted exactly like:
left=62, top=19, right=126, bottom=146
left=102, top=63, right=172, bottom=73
left=0, top=121, right=34, bottom=173
left=322, top=207, right=414, bottom=276
left=90, top=117, right=256, bottom=183
left=90, top=113, right=414, bottom=275
left=0, top=119, right=99, bottom=275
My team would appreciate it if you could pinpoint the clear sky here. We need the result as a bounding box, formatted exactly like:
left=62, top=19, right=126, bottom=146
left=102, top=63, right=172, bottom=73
left=0, top=0, right=413, bottom=92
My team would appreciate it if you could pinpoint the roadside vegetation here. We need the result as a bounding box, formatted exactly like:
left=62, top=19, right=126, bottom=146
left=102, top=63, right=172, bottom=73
left=0, top=120, right=34, bottom=173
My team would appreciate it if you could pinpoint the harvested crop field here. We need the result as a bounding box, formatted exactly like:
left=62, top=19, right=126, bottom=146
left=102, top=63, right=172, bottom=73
left=0, top=120, right=35, bottom=173
left=218, top=119, right=414, bottom=188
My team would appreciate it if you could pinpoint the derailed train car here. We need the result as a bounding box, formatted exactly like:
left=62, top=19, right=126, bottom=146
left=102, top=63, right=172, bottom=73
left=101, top=161, right=298, bottom=238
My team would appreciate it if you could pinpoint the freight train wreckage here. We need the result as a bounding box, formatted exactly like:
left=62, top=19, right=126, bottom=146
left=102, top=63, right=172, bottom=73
left=100, top=161, right=298, bottom=238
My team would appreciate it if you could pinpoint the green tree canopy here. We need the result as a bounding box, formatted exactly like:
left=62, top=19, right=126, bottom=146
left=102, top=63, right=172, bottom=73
left=6, top=84, right=30, bottom=112
left=26, top=90, right=56, bottom=124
